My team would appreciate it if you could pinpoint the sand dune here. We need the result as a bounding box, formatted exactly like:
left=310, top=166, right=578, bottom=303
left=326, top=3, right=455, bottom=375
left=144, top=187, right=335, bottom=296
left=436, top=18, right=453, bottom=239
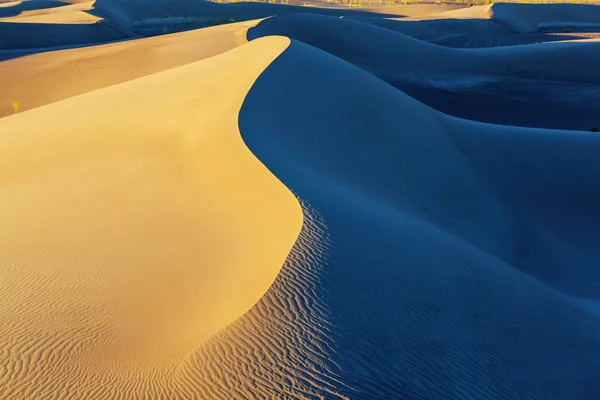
left=0, top=19, right=259, bottom=117
left=250, top=13, right=600, bottom=82
left=491, top=3, right=600, bottom=33
left=0, top=36, right=301, bottom=399
left=249, top=13, right=600, bottom=129
left=0, top=0, right=130, bottom=49
left=0, top=1, right=99, bottom=24
left=227, top=38, right=600, bottom=399
left=0, top=0, right=451, bottom=52
left=348, top=4, right=600, bottom=47
left=2, top=1, right=600, bottom=399
left=0, top=1, right=471, bottom=118
left=0, top=20, right=129, bottom=50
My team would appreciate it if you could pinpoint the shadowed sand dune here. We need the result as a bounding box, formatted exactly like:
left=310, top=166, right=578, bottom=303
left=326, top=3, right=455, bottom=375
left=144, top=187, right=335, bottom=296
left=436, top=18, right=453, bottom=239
left=0, top=1, right=67, bottom=18
left=0, top=1, right=452, bottom=117
left=0, top=4, right=101, bottom=25
left=2, top=1, right=600, bottom=399
left=0, top=1, right=129, bottom=49
left=0, top=0, right=451, bottom=52
left=0, top=0, right=130, bottom=50
left=490, top=3, right=600, bottom=33
left=346, top=4, right=600, bottom=48
left=229, top=39, right=600, bottom=399
left=249, top=13, right=600, bottom=82
left=92, top=0, right=439, bottom=25
left=0, top=21, right=130, bottom=49
left=249, top=13, right=600, bottom=129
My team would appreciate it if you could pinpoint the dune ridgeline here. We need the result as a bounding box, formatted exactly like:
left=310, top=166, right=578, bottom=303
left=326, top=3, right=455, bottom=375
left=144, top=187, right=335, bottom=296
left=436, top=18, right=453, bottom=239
left=1, top=0, right=600, bottom=399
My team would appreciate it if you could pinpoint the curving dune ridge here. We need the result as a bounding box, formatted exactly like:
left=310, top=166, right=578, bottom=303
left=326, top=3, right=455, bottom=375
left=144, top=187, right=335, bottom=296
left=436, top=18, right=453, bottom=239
left=2, top=1, right=600, bottom=399
left=0, top=36, right=302, bottom=399
left=233, top=40, right=600, bottom=399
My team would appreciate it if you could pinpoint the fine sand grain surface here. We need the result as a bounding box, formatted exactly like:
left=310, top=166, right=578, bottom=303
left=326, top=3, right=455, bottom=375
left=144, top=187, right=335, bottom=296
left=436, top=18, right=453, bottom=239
left=0, top=35, right=302, bottom=399
left=2, top=0, right=600, bottom=399
left=0, top=19, right=259, bottom=117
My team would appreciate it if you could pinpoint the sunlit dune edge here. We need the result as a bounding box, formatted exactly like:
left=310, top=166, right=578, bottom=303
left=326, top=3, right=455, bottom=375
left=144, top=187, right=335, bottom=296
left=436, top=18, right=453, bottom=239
left=0, top=35, right=302, bottom=399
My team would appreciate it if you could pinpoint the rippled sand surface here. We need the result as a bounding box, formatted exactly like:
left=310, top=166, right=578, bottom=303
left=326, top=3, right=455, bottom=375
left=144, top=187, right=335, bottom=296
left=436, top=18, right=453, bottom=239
left=2, top=1, right=600, bottom=399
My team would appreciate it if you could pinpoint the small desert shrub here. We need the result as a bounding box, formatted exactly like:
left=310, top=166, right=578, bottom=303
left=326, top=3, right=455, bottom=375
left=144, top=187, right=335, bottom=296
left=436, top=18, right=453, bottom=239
left=563, top=28, right=572, bottom=33
left=589, top=127, right=599, bottom=132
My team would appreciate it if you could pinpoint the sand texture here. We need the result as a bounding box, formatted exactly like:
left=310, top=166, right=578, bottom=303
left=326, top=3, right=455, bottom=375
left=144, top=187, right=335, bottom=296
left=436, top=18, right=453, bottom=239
left=1, top=1, right=600, bottom=399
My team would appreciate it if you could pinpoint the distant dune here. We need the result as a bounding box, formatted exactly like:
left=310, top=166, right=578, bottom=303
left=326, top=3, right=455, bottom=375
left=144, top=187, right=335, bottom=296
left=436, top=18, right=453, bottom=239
left=0, top=19, right=258, bottom=116
left=1, top=0, right=600, bottom=399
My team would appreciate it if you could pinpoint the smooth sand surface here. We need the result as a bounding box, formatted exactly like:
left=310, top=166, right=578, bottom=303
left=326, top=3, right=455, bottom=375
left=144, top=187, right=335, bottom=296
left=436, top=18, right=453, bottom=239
left=0, top=35, right=302, bottom=398
left=0, top=1, right=99, bottom=24
left=0, top=0, right=456, bottom=51
left=229, top=39, right=600, bottom=398
left=2, top=1, right=600, bottom=399
left=349, top=3, right=600, bottom=47
left=250, top=12, right=600, bottom=81
left=250, top=13, right=600, bottom=129
left=0, top=19, right=258, bottom=117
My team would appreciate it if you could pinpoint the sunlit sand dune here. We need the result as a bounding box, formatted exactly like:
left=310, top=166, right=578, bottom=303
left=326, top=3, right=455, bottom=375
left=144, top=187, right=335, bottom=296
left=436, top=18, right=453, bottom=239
left=2, top=0, right=600, bottom=399
left=0, top=1, right=99, bottom=24
left=0, top=0, right=132, bottom=50
left=0, top=36, right=301, bottom=399
left=0, top=19, right=258, bottom=117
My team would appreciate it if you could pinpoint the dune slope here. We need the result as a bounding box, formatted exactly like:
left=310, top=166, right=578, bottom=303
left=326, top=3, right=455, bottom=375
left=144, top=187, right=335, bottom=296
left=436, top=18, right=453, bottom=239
left=0, top=36, right=301, bottom=399
left=249, top=13, right=600, bottom=130
left=225, top=39, right=600, bottom=399
left=0, top=19, right=258, bottom=117
left=2, top=2, right=600, bottom=399
left=249, top=13, right=600, bottom=83
left=75, top=37, right=600, bottom=400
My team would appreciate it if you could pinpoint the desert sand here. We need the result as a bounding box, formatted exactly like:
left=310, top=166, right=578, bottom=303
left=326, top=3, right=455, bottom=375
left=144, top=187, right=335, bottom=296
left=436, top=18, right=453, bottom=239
left=1, top=0, right=600, bottom=399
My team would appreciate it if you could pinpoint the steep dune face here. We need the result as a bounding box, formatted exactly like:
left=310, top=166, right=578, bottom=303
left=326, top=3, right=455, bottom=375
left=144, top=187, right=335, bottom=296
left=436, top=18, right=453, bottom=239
left=232, top=40, right=600, bottom=399
left=0, top=36, right=301, bottom=399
